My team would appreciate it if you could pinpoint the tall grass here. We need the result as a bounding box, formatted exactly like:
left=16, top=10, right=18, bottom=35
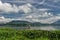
left=0, top=28, right=60, bottom=40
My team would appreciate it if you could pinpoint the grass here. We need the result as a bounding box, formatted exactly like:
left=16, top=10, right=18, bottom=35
left=0, top=28, right=60, bottom=40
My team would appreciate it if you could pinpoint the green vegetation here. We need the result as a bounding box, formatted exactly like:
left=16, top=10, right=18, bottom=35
left=0, top=28, right=60, bottom=40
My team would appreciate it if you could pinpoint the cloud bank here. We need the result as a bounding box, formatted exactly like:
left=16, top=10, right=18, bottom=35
left=0, top=1, right=32, bottom=13
left=0, top=0, right=60, bottom=24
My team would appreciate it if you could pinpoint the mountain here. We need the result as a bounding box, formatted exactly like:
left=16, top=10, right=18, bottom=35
left=4, top=20, right=31, bottom=27
left=5, top=20, right=60, bottom=26
left=0, top=19, right=60, bottom=26
left=7, top=20, right=31, bottom=24
left=52, top=20, right=60, bottom=24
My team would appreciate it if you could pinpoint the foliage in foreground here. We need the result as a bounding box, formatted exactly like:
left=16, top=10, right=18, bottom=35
left=0, top=28, right=60, bottom=40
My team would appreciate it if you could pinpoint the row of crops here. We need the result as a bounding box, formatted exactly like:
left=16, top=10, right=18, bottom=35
left=0, top=28, right=60, bottom=40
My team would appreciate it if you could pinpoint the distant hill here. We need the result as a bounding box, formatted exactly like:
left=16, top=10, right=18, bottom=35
left=52, top=20, right=60, bottom=24
left=0, top=20, right=60, bottom=26
left=4, top=20, right=31, bottom=27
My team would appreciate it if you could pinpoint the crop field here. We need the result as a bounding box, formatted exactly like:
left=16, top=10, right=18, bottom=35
left=0, top=28, right=60, bottom=40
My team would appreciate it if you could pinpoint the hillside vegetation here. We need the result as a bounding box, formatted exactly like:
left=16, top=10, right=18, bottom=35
left=0, top=28, right=60, bottom=40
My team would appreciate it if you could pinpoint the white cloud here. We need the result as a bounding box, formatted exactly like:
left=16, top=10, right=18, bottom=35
left=5, top=0, right=45, bottom=5
left=0, top=1, right=32, bottom=13
left=0, top=0, right=60, bottom=24
left=44, top=3, right=60, bottom=9
left=18, top=11, right=60, bottom=24
left=0, top=16, right=12, bottom=23
left=43, top=0, right=60, bottom=9
left=19, top=3, right=32, bottom=13
left=39, top=8, right=50, bottom=11
left=1, top=12, right=60, bottom=24
left=38, top=0, right=45, bottom=4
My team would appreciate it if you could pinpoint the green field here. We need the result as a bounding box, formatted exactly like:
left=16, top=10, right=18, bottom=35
left=0, top=28, right=60, bottom=40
